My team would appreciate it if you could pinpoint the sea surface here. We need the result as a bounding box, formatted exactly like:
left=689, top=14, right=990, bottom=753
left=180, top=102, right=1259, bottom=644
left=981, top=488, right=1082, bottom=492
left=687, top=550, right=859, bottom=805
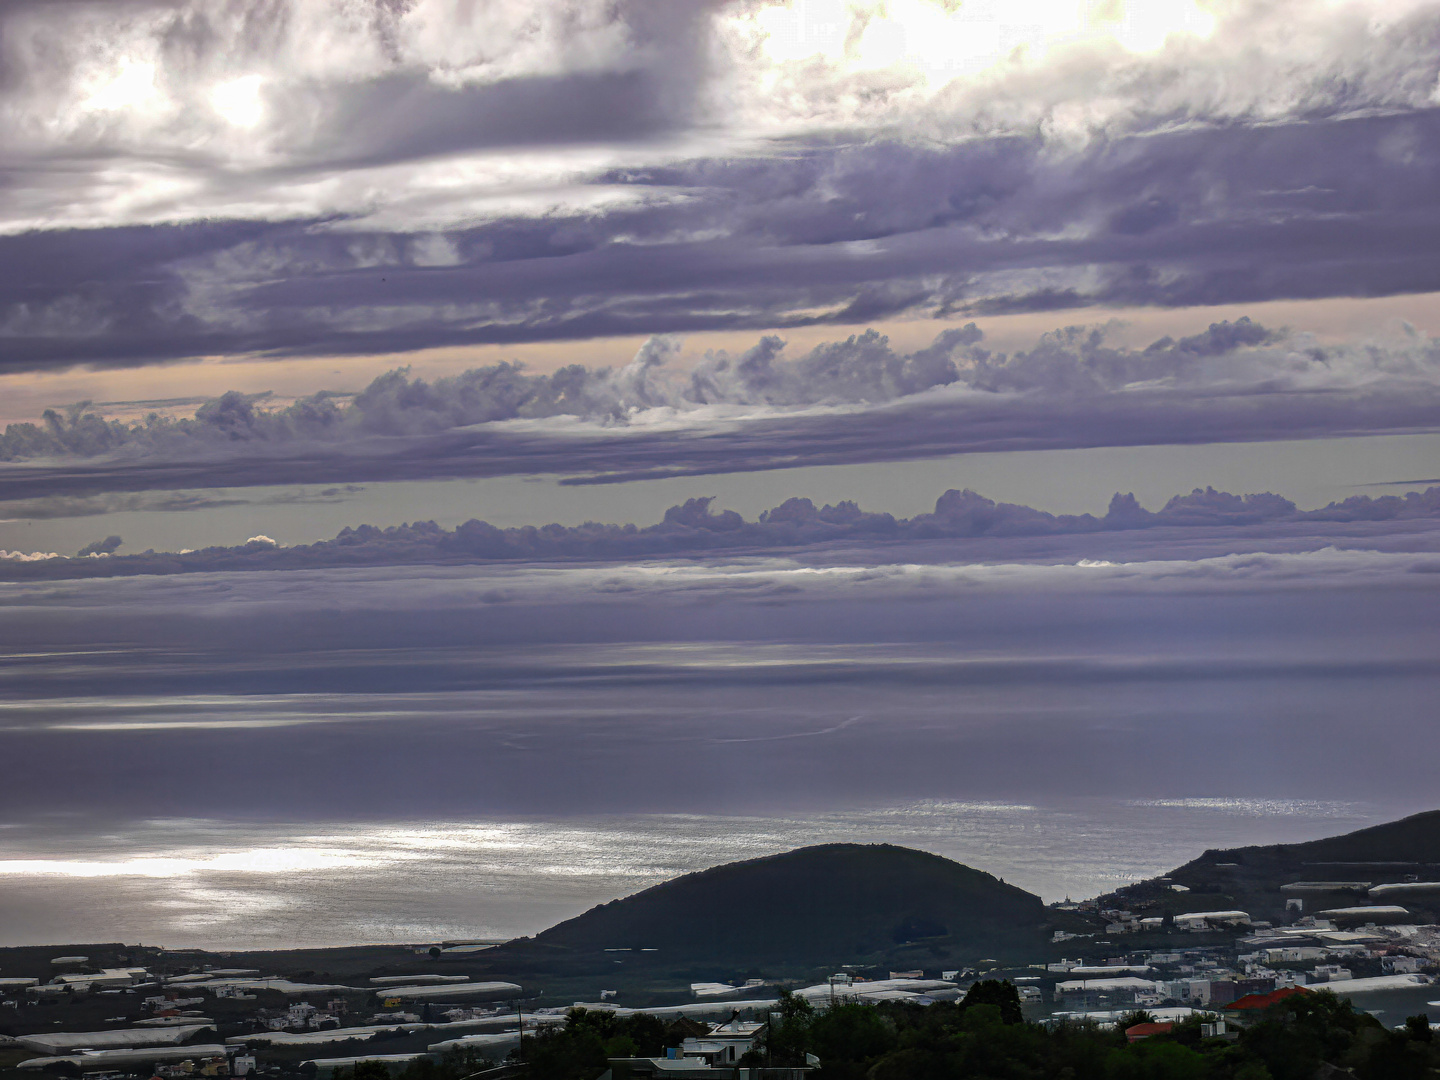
left=0, top=797, right=1393, bottom=950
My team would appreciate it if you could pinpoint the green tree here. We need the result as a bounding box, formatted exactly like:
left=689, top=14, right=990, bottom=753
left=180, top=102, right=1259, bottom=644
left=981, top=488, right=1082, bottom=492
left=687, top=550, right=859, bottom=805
left=519, top=1022, right=607, bottom=1080
left=1104, top=1040, right=1207, bottom=1080
left=956, top=979, right=1024, bottom=1025
left=865, top=1046, right=946, bottom=1080
left=1240, top=991, right=1379, bottom=1080
left=963, top=1003, right=1005, bottom=1032
left=803, top=1002, right=896, bottom=1078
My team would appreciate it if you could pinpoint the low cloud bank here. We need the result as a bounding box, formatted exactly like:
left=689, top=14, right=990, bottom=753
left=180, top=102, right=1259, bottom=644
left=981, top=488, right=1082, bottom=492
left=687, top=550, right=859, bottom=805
left=3, top=318, right=1440, bottom=498
left=0, top=319, right=1269, bottom=458
left=4, top=482, right=1438, bottom=581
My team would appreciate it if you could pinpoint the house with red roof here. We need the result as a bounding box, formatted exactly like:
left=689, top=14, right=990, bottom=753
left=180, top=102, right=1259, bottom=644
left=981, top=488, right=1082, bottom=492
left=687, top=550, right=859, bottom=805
left=1223, top=985, right=1313, bottom=1024
left=1124, top=1021, right=1175, bottom=1043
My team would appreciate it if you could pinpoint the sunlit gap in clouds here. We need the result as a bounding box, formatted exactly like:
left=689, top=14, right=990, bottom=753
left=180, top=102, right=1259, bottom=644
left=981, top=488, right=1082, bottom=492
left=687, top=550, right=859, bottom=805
left=83, top=57, right=160, bottom=114
left=741, top=0, right=1217, bottom=78
left=209, top=74, right=266, bottom=129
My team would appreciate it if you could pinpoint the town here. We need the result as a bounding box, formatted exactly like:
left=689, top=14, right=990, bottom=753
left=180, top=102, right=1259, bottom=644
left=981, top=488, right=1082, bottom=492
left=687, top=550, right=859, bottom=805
left=3, top=897, right=1438, bottom=1080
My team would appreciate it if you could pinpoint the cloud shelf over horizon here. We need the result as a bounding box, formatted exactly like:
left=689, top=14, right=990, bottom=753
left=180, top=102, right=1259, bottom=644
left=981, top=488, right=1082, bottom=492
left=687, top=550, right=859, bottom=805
left=6, top=318, right=1440, bottom=501
left=3, top=472, right=1440, bottom=571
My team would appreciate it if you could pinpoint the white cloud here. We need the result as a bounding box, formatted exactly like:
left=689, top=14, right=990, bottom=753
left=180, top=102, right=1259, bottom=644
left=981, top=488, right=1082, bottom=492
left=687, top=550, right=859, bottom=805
left=210, top=74, right=266, bottom=129
left=0, top=0, right=1434, bottom=235
left=743, top=0, right=1219, bottom=77
left=83, top=58, right=161, bottom=114
left=715, top=0, right=1440, bottom=141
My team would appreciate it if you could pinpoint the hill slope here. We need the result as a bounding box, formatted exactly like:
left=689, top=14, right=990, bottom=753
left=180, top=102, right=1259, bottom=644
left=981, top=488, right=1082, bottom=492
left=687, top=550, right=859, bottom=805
left=1203, top=810, right=1440, bottom=867
left=525, top=843, right=1051, bottom=969
left=1105, top=810, right=1440, bottom=925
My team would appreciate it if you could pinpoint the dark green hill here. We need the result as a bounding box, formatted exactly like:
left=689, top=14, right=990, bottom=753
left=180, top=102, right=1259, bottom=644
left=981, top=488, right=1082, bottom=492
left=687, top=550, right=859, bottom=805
left=523, top=843, right=1052, bottom=970
left=1105, top=810, right=1440, bottom=925
left=1221, top=809, right=1440, bottom=866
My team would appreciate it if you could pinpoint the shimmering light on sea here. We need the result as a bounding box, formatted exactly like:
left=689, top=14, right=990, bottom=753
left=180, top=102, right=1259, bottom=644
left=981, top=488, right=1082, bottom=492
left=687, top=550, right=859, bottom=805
left=0, top=797, right=1381, bottom=949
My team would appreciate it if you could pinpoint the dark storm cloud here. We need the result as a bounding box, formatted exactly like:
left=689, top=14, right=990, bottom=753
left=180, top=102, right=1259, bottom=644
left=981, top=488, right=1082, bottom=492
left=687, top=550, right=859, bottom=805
left=8, top=108, right=1440, bottom=369
left=294, top=68, right=689, bottom=170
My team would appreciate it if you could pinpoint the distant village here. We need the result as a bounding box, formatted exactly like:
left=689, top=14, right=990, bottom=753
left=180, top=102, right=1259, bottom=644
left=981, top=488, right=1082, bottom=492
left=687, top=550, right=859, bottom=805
left=3, top=891, right=1439, bottom=1080
left=1044, top=898, right=1435, bottom=1017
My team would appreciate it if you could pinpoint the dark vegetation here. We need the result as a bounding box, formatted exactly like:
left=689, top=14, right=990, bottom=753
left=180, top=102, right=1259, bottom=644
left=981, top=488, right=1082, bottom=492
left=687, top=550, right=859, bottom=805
left=509, top=984, right=1440, bottom=1080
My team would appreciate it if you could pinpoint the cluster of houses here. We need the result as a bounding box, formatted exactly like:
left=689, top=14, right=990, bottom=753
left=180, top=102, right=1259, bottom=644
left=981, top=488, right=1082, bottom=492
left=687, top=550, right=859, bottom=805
left=0, top=956, right=831, bottom=1079
left=0, top=958, right=539, bottom=1077
left=1048, top=908, right=1440, bottom=1015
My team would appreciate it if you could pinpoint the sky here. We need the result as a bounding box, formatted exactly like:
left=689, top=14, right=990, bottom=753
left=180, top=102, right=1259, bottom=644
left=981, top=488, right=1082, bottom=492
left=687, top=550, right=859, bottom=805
left=3, top=0, right=1440, bottom=947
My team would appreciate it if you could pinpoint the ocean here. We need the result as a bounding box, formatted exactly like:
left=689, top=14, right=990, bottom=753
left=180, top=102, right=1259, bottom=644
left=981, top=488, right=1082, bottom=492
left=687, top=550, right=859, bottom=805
left=0, top=797, right=1391, bottom=949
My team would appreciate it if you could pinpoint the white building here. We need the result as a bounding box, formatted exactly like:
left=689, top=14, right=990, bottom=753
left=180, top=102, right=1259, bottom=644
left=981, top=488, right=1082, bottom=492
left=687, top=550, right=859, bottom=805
left=1173, top=911, right=1251, bottom=931
left=372, top=981, right=522, bottom=1002
left=1315, top=906, right=1412, bottom=924
left=1054, top=977, right=1158, bottom=1006
left=1386, top=957, right=1425, bottom=974
left=15, top=1026, right=214, bottom=1055
left=679, top=1019, right=766, bottom=1066
left=1265, top=947, right=1326, bottom=964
